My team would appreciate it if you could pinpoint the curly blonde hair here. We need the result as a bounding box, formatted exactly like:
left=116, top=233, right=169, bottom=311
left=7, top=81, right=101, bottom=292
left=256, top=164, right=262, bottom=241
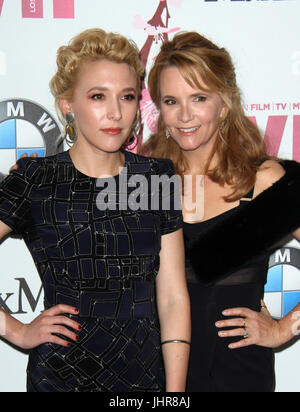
left=140, top=32, right=270, bottom=201
left=50, top=28, right=145, bottom=144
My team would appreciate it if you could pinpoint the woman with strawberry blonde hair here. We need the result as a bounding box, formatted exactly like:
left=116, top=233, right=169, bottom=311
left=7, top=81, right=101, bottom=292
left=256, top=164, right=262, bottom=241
left=141, top=31, right=300, bottom=392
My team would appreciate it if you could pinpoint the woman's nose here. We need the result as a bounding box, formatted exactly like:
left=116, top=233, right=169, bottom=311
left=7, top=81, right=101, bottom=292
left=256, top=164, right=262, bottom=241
left=178, top=104, right=193, bottom=123
left=107, top=99, right=122, bottom=121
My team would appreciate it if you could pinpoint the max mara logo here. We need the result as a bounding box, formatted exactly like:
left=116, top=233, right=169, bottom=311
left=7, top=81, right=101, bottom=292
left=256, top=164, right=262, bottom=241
left=0, top=0, right=75, bottom=19
left=0, top=278, right=43, bottom=315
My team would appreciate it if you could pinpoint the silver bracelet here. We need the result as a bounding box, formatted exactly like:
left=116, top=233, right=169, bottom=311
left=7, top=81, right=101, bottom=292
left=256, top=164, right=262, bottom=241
left=161, top=339, right=191, bottom=346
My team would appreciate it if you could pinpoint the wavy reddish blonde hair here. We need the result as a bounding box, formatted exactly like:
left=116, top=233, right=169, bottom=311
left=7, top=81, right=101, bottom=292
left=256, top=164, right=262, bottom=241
left=140, top=32, right=269, bottom=201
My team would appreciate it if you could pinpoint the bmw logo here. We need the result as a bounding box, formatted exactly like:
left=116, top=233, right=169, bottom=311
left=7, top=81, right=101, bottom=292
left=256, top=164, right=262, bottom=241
left=265, top=247, right=300, bottom=319
left=0, top=98, right=62, bottom=175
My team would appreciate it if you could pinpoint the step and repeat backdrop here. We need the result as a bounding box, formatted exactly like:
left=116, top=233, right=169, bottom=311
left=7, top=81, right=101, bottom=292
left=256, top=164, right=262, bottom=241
left=0, top=0, right=299, bottom=392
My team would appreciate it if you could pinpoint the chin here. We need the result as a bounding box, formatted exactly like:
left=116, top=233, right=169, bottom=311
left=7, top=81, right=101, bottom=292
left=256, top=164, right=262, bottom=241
left=177, top=142, right=202, bottom=152
left=95, top=141, right=127, bottom=153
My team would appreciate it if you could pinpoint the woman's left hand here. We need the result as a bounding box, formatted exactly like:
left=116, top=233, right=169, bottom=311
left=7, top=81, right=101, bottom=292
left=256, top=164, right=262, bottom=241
left=215, top=300, right=283, bottom=349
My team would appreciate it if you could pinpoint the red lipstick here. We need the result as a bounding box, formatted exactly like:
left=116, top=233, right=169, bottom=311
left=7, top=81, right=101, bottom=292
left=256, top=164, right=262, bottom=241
left=101, top=128, right=122, bottom=135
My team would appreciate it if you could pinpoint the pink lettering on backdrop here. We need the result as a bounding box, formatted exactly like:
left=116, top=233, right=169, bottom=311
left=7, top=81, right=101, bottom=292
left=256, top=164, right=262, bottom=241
left=249, top=115, right=300, bottom=161
left=53, top=0, right=74, bottom=19
left=293, top=115, right=300, bottom=162
left=22, top=0, right=43, bottom=18
left=263, top=115, right=288, bottom=157
left=0, top=0, right=4, bottom=16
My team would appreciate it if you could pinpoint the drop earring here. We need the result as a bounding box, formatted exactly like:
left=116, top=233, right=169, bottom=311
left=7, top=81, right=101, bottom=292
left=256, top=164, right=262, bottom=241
left=65, top=112, right=77, bottom=140
left=166, top=128, right=171, bottom=139
left=125, top=120, right=141, bottom=149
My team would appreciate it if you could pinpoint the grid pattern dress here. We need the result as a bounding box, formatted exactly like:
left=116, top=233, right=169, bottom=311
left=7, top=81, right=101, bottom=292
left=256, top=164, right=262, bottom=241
left=0, top=149, right=183, bottom=392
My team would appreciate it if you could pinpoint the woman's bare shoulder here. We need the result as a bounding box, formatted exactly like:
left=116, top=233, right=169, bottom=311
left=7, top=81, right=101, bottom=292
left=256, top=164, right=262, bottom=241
left=254, top=159, right=286, bottom=197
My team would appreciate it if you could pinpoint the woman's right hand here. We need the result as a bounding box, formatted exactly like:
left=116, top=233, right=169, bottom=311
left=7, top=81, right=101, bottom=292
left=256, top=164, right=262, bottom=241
left=17, top=305, right=81, bottom=349
left=9, top=152, right=37, bottom=174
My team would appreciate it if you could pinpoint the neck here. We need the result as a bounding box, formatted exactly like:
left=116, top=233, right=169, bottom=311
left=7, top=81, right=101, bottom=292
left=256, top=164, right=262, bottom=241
left=69, top=140, right=125, bottom=178
left=183, top=146, right=218, bottom=176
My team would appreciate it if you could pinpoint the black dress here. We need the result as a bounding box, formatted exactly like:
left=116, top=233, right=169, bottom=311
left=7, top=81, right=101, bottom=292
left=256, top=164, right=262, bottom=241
left=0, top=150, right=183, bottom=392
left=184, top=191, right=275, bottom=392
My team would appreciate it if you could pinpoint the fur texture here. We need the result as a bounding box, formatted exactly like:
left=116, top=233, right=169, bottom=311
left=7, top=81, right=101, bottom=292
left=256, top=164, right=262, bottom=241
left=184, top=160, right=300, bottom=285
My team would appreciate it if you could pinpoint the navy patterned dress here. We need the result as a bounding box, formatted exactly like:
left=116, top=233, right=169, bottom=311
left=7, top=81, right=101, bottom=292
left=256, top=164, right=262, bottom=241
left=0, top=150, right=183, bottom=392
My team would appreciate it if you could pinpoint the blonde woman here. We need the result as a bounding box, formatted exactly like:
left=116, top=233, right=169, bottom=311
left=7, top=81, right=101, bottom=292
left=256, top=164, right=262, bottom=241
left=141, top=32, right=300, bottom=392
left=0, top=29, right=190, bottom=392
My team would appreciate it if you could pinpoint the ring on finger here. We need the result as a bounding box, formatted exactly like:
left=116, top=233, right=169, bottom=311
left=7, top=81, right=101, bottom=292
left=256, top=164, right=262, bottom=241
left=243, top=321, right=249, bottom=339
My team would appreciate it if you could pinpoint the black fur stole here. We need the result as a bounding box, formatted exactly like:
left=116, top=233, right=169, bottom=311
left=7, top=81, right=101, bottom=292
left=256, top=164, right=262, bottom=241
left=184, top=160, right=300, bottom=285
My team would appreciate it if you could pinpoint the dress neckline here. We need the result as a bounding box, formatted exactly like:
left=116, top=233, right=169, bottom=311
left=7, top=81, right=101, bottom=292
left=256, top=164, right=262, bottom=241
left=183, top=184, right=256, bottom=226
left=63, top=149, right=129, bottom=180
left=183, top=205, right=240, bottom=226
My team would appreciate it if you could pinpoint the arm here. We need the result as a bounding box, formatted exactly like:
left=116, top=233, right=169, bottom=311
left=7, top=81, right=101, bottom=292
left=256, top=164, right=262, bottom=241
left=278, top=302, right=300, bottom=342
left=0, top=158, right=82, bottom=348
left=0, top=221, right=27, bottom=345
left=216, top=300, right=300, bottom=349
left=0, top=222, right=81, bottom=349
left=155, top=229, right=191, bottom=392
left=254, top=160, right=300, bottom=241
left=216, top=160, right=300, bottom=348
left=293, top=227, right=300, bottom=241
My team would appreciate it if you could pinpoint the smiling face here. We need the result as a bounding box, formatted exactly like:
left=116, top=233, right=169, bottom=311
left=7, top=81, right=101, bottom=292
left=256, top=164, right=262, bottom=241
left=61, top=59, right=138, bottom=153
left=159, top=65, right=226, bottom=154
